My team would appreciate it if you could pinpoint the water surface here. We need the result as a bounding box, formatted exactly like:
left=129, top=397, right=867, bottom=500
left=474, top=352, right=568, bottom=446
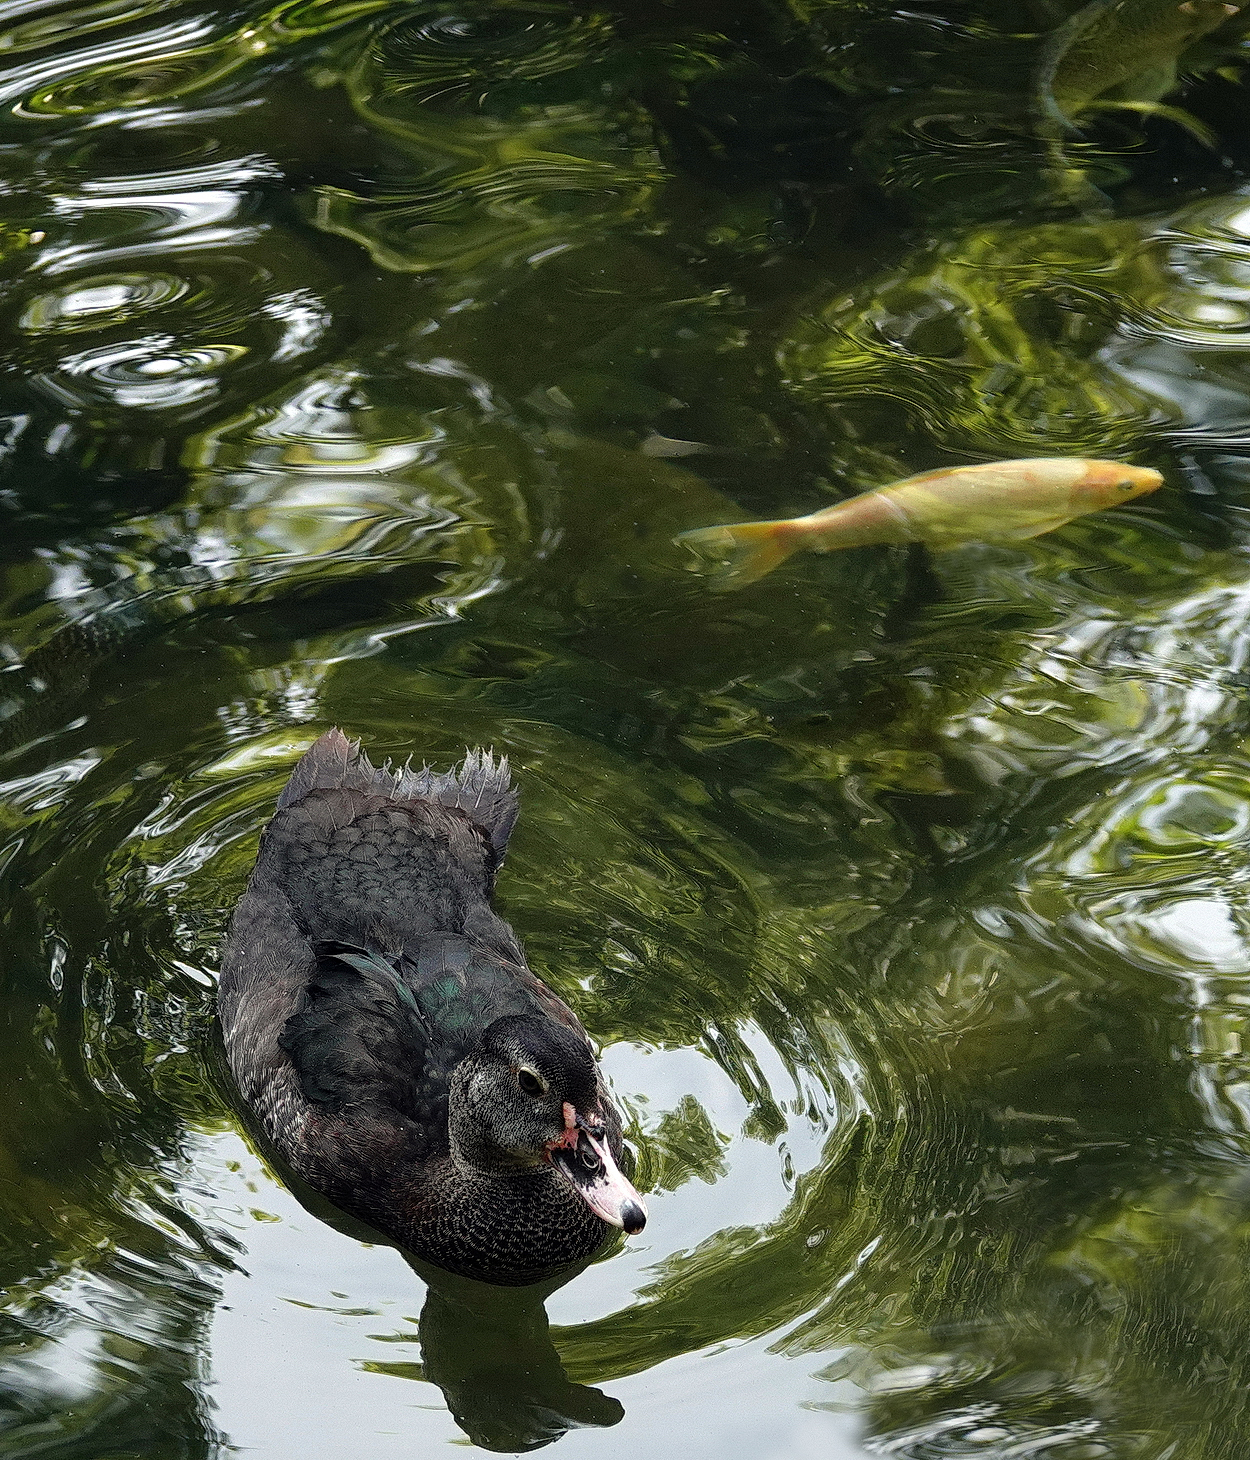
left=3, top=2, right=1250, bottom=1456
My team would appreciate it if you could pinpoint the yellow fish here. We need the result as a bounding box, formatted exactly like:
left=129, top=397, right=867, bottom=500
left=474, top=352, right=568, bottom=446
left=675, top=458, right=1163, bottom=585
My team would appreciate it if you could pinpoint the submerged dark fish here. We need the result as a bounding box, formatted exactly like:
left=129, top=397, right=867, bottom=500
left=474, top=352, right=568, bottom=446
left=1038, top=0, right=1244, bottom=128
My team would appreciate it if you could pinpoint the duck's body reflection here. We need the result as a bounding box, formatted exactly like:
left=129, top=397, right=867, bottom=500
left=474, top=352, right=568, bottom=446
left=256, top=1155, right=624, bottom=1451
left=409, top=1256, right=624, bottom=1452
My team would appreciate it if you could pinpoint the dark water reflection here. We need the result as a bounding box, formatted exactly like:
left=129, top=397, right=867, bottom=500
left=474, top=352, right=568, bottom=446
left=5, top=1, right=1250, bottom=1456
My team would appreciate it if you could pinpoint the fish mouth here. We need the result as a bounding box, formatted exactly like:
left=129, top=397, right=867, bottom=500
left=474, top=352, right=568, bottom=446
left=546, top=1123, right=647, bottom=1235
left=1105, top=466, right=1164, bottom=503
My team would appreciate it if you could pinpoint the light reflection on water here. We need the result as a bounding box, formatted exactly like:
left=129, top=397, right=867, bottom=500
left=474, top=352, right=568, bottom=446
left=5, top=0, right=1250, bottom=1457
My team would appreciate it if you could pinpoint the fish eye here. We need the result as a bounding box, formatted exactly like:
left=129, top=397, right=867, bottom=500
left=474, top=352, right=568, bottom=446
left=1117, top=479, right=1137, bottom=493
left=517, top=1067, right=546, bottom=1097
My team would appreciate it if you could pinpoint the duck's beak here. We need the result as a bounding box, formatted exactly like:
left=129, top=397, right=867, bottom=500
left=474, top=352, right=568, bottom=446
left=547, top=1108, right=647, bottom=1235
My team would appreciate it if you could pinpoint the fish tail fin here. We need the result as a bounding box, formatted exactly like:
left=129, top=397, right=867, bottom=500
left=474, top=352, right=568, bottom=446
left=674, top=520, right=798, bottom=588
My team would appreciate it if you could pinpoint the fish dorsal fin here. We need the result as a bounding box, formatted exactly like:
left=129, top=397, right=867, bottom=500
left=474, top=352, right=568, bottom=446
left=278, top=728, right=519, bottom=860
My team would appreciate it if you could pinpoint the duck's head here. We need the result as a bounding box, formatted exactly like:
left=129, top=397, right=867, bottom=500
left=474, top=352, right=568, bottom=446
left=449, top=1015, right=647, bottom=1236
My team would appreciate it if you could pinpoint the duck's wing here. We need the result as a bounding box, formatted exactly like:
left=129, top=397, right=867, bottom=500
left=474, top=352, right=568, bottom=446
left=278, top=933, right=576, bottom=1150
left=279, top=942, right=441, bottom=1141
left=406, top=931, right=587, bottom=1045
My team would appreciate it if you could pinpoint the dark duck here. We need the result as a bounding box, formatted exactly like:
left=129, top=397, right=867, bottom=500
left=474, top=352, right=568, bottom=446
left=218, top=729, right=646, bottom=1286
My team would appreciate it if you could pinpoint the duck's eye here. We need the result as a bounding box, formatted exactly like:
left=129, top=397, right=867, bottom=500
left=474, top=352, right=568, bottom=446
left=578, top=1145, right=601, bottom=1172
left=517, top=1067, right=546, bottom=1097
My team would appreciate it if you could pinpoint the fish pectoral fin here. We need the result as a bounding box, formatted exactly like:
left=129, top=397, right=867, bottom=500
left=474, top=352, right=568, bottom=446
left=1010, top=514, right=1084, bottom=541
left=923, top=514, right=1075, bottom=550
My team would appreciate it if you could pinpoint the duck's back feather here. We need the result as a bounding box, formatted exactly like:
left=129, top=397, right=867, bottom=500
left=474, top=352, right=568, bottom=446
left=277, top=727, right=518, bottom=861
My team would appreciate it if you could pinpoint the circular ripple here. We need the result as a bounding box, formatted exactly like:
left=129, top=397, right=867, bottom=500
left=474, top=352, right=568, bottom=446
left=18, top=27, right=237, bottom=119
left=370, top=5, right=617, bottom=110
left=8, top=231, right=335, bottom=418
left=34, top=337, right=248, bottom=410
left=61, top=126, right=227, bottom=178
left=20, top=273, right=188, bottom=334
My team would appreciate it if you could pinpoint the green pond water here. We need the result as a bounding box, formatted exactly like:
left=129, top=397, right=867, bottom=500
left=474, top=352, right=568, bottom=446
left=6, top=1, right=1250, bottom=1455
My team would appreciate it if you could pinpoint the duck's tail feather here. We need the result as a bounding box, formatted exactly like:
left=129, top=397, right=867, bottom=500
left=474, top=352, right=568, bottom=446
left=278, top=728, right=519, bottom=859
left=404, top=749, right=519, bottom=859
left=277, top=728, right=372, bottom=807
left=674, top=520, right=797, bottom=587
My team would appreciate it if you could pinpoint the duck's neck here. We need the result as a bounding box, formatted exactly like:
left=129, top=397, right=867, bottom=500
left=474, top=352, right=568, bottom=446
left=388, top=1156, right=609, bottom=1287
left=290, top=1115, right=609, bottom=1286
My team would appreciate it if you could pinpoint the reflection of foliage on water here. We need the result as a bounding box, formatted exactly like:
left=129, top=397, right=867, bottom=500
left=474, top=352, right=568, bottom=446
left=777, top=184, right=1250, bottom=509
left=783, top=218, right=1168, bottom=460
left=317, top=3, right=665, bottom=274
left=0, top=784, right=230, bottom=1457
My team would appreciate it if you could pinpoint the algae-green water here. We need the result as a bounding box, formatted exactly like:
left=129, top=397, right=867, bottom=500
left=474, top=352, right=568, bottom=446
left=5, top=1, right=1250, bottom=1455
